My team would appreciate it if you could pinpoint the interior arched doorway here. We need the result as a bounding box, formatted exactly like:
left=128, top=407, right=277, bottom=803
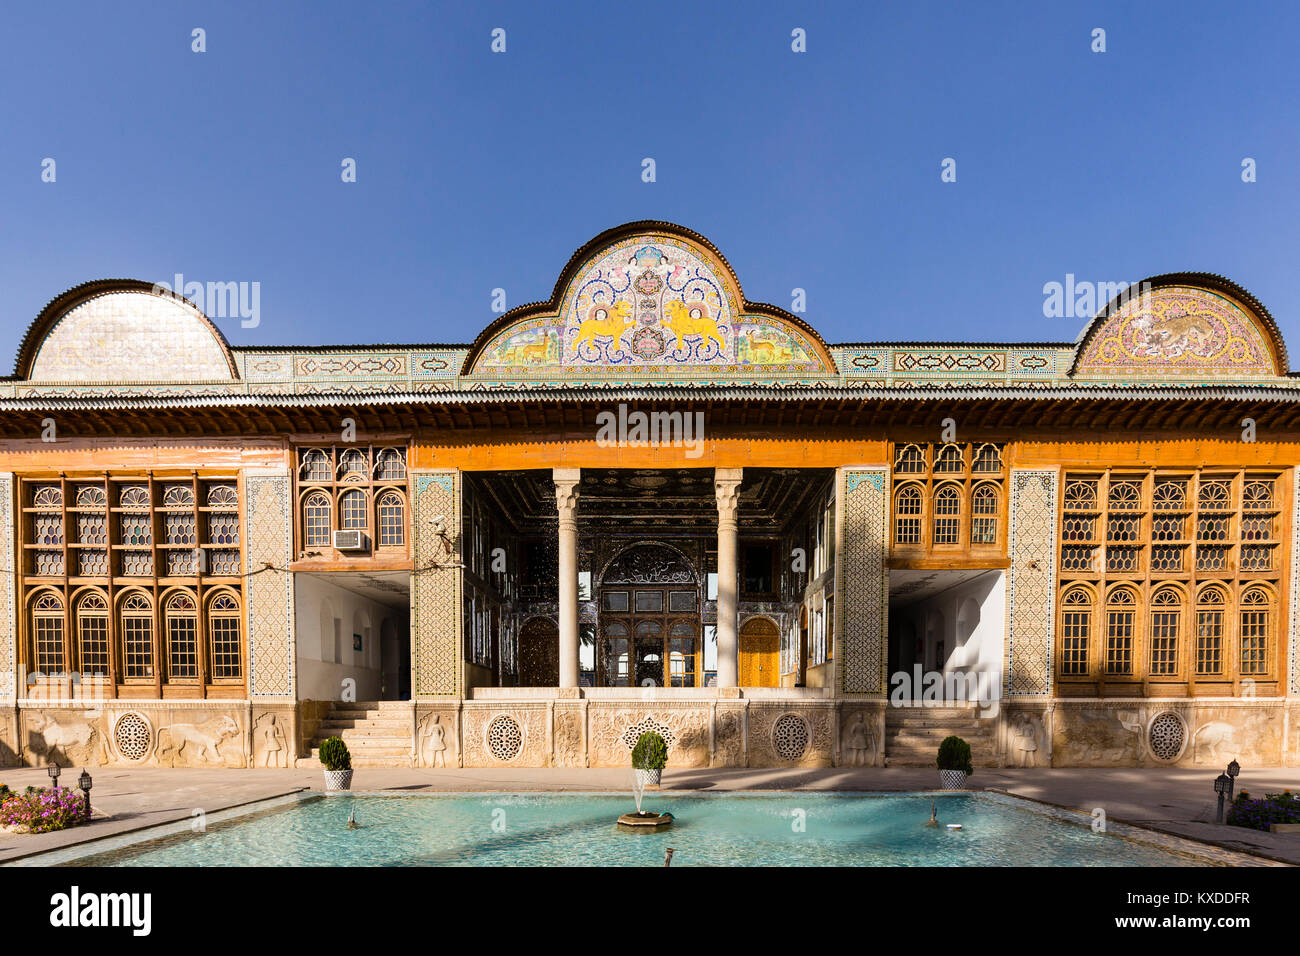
left=739, top=616, right=780, bottom=687
left=597, top=542, right=701, bottom=687
left=518, top=617, right=559, bottom=686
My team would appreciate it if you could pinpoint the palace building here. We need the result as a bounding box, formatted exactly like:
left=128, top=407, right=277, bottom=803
left=1, top=220, right=1298, bottom=770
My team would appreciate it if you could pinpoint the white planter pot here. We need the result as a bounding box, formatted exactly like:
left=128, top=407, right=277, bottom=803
left=635, top=768, right=662, bottom=788
left=939, top=769, right=967, bottom=791
left=324, top=769, right=354, bottom=792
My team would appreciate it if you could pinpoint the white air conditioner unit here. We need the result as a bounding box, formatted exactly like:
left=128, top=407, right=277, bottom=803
left=332, top=530, right=368, bottom=552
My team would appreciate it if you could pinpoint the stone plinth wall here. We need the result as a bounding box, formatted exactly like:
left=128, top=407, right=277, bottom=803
left=6, top=701, right=263, bottom=769
left=417, top=694, right=888, bottom=769
left=1040, top=699, right=1293, bottom=768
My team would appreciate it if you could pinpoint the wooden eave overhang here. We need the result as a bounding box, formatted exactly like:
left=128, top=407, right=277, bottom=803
left=1, top=384, right=1299, bottom=438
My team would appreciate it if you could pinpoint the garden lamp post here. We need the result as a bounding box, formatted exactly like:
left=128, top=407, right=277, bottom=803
left=1226, top=759, right=1240, bottom=800
left=78, top=769, right=93, bottom=821
left=1214, top=773, right=1231, bottom=824
left=46, top=760, right=60, bottom=790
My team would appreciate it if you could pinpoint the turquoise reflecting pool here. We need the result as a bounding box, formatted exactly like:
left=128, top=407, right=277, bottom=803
left=51, top=791, right=1216, bottom=867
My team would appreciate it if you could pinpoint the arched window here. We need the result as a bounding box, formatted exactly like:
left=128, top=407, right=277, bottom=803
left=1063, top=479, right=1098, bottom=510
left=1195, top=586, right=1226, bottom=676
left=376, top=491, right=405, bottom=548
left=75, top=485, right=106, bottom=508
left=340, top=489, right=368, bottom=531
left=118, top=484, right=150, bottom=509
left=303, top=491, right=332, bottom=547
left=207, top=592, right=242, bottom=680
left=299, top=448, right=330, bottom=482
left=1239, top=587, right=1270, bottom=676
left=894, top=483, right=923, bottom=544
left=162, top=484, right=194, bottom=508
left=75, top=591, right=109, bottom=677
left=893, top=444, right=925, bottom=474
left=338, top=448, right=368, bottom=481
left=1060, top=587, right=1091, bottom=676
left=1108, top=479, right=1142, bottom=511
left=374, top=448, right=406, bottom=481
left=972, top=443, right=1002, bottom=473
left=970, top=482, right=998, bottom=544
left=165, top=591, right=199, bottom=679
left=932, top=483, right=961, bottom=545
left=933, top=444, right=964, bottom=474
left=31, top=591, right=65, bottom=673
left=119, top=592, right=154, bottom=680
left=32, top=485, right=63, bottom=509
left=1149, top=587, right=1181, bottom=676
left=1105, top=587, right=1137, bottom=675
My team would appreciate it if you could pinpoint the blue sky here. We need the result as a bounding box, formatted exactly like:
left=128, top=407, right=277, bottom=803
left=2, top=1, right=1297, bottom=362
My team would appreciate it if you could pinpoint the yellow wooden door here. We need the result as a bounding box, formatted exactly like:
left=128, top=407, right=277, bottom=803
left=739, top=620, right=780, bottom=687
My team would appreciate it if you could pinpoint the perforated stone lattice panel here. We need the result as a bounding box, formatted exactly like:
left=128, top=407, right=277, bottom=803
left=486, top=715, right=523, bottom=761
left=1148, top=712, right=1187, bottom=762
left=621, top=716, right=677, bottom=752
left=114, top=712, right=153, bottom=761
left=772, top=714, right=810, bottom=760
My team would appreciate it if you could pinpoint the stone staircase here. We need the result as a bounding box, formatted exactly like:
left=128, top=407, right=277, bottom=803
left=883, top=704, right=998, bottom=768
left=298, top=701, right=413, bottom=768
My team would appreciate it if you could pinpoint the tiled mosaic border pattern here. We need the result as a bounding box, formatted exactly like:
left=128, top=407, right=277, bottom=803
left=1290, top=467, right=1300, bottom=698
left=412, top=470, right=461, bottom=698
left=245, top=472, right=296, bottom=698
left=0, top=473, right=13, bottom=701
left=837, top=467, right=889, bottom=696
left=1005, top=469, right=1058, bottom=697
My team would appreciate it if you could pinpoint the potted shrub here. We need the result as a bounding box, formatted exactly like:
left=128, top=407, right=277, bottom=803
left=631, top=731, right=668, bottom=788
left=936, top=735, right=973, bottom=790
left=319, top=736, right=353, bottom=792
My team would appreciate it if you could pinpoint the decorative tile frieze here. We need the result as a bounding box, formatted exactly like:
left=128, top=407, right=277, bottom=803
left=245, top=472, right=295, bottom=698
left=412, top=469, right=461, bottom=698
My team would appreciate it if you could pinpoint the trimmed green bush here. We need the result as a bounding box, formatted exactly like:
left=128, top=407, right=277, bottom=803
left=319, top=736, right=352, bottom=772
left=631, top=731, right=668, bottom=771
left=936, top=735, right=973, bottom=776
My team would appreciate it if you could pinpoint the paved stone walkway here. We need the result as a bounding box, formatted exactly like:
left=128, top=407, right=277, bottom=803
left=2, top=765, right=1298, bottom=863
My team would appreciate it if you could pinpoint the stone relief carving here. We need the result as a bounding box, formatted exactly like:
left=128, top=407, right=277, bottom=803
left=254, top=713, right=288, bottom=768
left=25, top=711, right=108, bottom=765
left=1009, top=712, right=1042, bottom=768
left=553, top=707, right=584, bottom=768
left=713, top=707, right=744, bottom=766
left=1192, top=720, right=1238, bottom=764
left=418, top=712, right=457, bottom=767
left=156, top=714, right=240, bottom=767
left=841, top=709, right=876, bottom=767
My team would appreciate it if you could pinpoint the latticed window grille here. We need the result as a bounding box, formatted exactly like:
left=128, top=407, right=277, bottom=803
left=119, top=592, right=154, bottom=679
left=1059, top=468, right=1282, bottom=688
left=970, top=483, right=998, bottom=544
left=374, top=447, right=406, bottom=481
left=1239, top=588, right=1269, bottom=676
left=166, top=592, right=199, bottom=679
left=894, top=484, right=922, bottom=544
left=299, top=448, right=331, bottom=482
left=208, top=593, right=242, bottom=679
left=303, top=491, right=331, bottom=546
left=340, top=489, right=368, bottom=530
left=1148, top=588, right=1181, bottom=676
left=893, top=443, right=925, bottom=474
left=338, top=448, right=369, bottom=480
left=1105, top=587, right=1136, bottom=675
left=31, top=592, right=65, bottom=673
left=971, top=443, right=1002, bottom=473
left=20, top=474, right=243, bottom=693
left=76, top=592, right=110, bottom=676
left=377, top=491, right=405, bottom=547
left=932, top=484, right=960, bottom=545
left=933, top=443, right=964, bottom=474
left=1195, top=587, right=1225, bottom=676
left=1060, top=588, right=1091, bottom=675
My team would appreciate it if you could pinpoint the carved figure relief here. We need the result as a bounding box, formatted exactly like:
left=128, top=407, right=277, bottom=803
left=156, top=714, right=240, bottom=766
left=26, top=711, right=107, bottom=765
